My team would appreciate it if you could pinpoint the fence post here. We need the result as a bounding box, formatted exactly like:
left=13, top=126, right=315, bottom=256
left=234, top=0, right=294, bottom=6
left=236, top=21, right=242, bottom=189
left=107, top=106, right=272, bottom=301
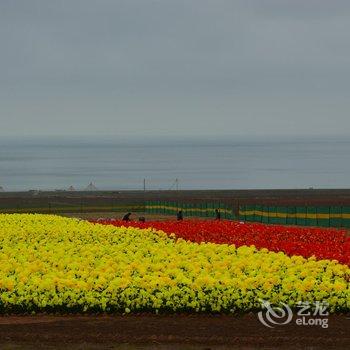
left=341, top=206, right=343, bottom=228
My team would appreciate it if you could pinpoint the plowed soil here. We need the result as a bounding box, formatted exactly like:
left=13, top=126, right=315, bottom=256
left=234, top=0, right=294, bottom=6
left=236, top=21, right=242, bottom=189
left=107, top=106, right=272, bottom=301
left=0, top=313, right=349, bottom=349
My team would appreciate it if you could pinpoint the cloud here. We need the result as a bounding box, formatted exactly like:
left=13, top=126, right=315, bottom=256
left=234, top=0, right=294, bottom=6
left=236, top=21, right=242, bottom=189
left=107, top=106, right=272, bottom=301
left=1, top=0, right=350, bottom=137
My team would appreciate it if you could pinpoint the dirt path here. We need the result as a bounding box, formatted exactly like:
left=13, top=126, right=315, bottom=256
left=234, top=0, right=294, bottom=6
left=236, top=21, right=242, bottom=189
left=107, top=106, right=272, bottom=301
left=0, top=314, right=349, bottom=349
left=62, top=212, right=176, bottom=221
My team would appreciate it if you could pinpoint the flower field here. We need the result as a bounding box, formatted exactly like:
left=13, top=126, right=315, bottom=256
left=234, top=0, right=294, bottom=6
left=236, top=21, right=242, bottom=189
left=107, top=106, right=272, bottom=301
left=93, top=219, right=350, bottom=266
left=0, top=214, right=349, bottom=314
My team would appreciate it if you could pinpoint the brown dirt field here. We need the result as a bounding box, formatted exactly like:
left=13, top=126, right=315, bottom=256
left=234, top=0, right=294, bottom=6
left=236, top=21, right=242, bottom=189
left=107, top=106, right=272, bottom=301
left=62, top=212, right=176, bottom=221
left=0, top=314, right=349, bottom=349
left=2, top=189, right=350, bottom=210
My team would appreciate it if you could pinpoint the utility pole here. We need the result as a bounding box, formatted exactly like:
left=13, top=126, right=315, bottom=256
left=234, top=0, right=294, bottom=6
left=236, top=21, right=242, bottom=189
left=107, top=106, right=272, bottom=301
left=143, top=178, right=146, bottom=192
left=175, top=178, right=179, bottom=191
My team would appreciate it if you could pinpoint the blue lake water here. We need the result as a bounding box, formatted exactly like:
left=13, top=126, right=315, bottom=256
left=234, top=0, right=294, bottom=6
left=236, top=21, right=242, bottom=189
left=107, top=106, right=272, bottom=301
left=0, top=137, right=349, bottom=191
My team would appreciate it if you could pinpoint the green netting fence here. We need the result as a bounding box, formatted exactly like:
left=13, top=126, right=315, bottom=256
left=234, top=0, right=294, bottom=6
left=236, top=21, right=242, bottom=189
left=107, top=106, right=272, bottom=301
left=239, top=204, right=350, bottom=228
left=145, top=201, right=350, bottom=228
left=145, top=201, right=236, bottom=219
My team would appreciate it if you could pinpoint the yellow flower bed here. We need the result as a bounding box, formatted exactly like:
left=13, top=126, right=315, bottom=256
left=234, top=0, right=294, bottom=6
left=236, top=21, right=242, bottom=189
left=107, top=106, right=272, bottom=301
left=0, top=214, right=348, bottom=313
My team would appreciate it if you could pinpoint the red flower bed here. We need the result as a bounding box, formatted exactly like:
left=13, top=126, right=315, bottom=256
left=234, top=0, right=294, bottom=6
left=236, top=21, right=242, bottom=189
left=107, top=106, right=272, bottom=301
left=91, top=219, right=350, bottom=265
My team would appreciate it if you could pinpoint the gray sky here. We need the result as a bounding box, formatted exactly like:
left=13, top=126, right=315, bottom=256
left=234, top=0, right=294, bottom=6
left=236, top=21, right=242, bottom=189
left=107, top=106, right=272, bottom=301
left=1, top=0, right=350, bottom=138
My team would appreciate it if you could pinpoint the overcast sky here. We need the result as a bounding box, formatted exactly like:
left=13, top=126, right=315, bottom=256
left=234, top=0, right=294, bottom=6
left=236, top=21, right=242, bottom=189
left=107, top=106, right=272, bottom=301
left=1, top=0, right=350, bottom=138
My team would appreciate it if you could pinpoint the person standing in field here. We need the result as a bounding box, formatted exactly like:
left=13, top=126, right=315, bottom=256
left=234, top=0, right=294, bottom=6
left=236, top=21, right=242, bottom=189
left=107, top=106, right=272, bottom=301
left=176, top=210, right=183, bottom=221
left=215, top=208, right=221, bottom=220
left=122, top=212, right=132, bottom=221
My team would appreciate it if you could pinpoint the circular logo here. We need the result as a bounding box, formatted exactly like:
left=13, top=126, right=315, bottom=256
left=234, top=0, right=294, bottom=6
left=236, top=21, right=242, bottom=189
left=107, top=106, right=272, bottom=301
left=258, top=300, right=293, bottom=328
